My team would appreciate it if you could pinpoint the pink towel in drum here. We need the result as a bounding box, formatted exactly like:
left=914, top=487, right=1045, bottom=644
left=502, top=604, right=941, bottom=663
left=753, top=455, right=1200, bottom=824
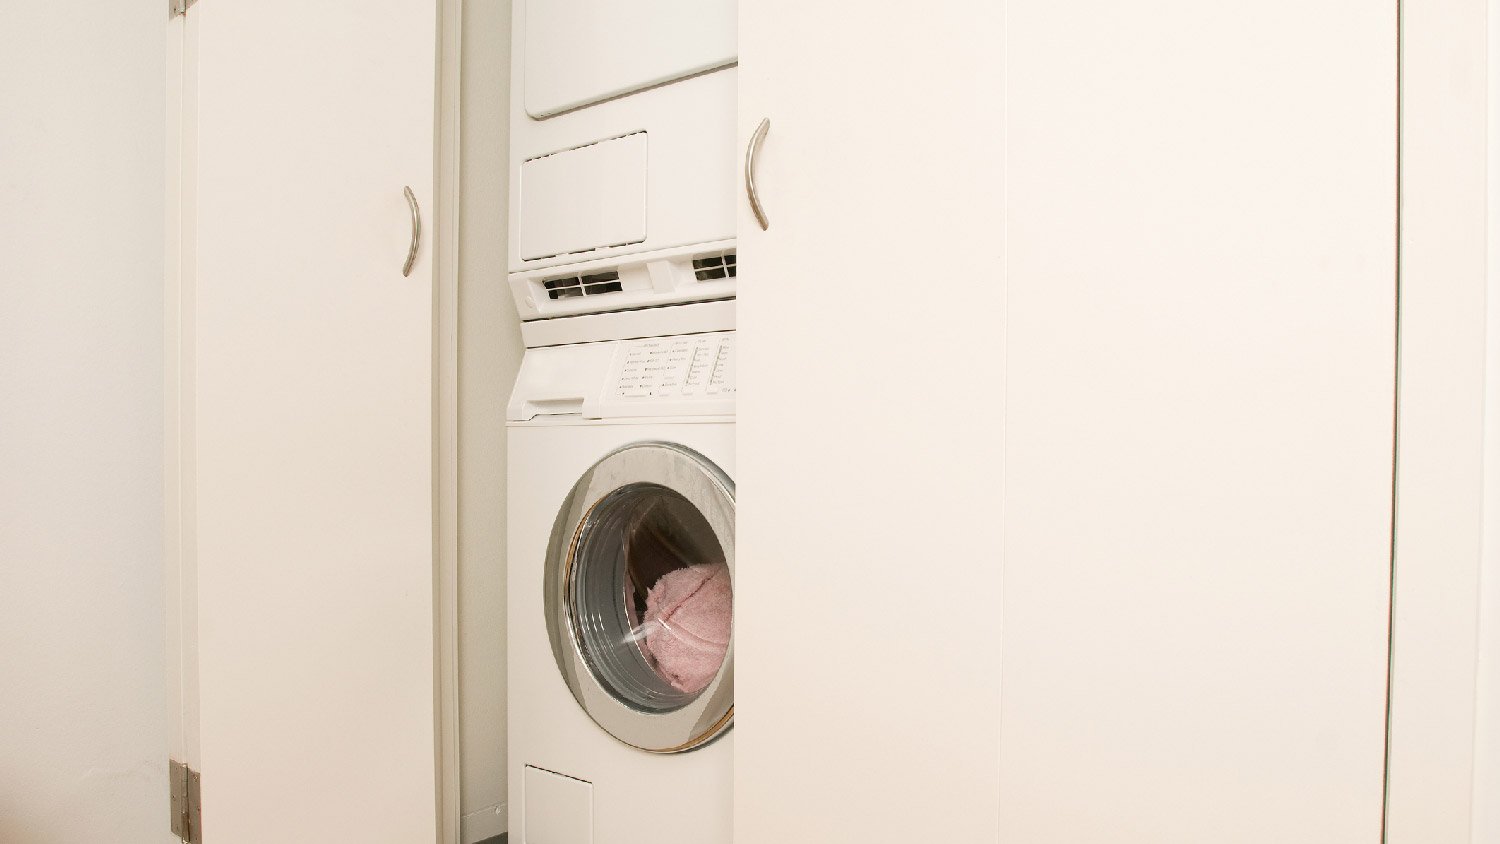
left=641, top=562, right=732, bottom=694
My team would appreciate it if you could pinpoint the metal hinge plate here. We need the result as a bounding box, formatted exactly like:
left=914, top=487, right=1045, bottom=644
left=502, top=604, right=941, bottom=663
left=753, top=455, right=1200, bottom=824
left=169, top=760, right=202, bottom=843
left=170, top=0, right=198, bottom=17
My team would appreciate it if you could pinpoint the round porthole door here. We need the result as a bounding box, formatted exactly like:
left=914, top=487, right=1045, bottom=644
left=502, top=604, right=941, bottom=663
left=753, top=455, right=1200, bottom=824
left=544, top=442, right=734, bottom=753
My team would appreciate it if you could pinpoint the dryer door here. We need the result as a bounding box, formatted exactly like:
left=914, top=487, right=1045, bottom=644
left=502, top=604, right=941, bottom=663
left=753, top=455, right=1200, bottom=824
left=545, top=442, right=734, bottom=753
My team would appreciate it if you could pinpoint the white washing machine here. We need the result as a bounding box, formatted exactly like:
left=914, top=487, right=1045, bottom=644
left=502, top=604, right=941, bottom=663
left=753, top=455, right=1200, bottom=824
left=507, top=303, right=735, bottom=844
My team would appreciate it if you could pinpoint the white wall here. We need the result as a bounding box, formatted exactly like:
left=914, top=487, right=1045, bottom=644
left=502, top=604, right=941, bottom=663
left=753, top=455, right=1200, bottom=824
left=1476, top=2, right=1500, bottom=839
left=0, top=3, right=170, bottom=843
left=458, top=1, right=522, bottom=841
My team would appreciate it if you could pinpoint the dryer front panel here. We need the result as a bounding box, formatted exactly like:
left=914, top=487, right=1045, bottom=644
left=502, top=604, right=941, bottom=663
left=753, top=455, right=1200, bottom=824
left=545, top=441, right=734, bottom=753
left=523, top=0, right=736, bottom=118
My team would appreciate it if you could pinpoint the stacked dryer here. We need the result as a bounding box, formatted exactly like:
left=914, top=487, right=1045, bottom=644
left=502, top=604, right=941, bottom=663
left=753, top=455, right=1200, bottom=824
left=505, top=1, right=738, bottom=842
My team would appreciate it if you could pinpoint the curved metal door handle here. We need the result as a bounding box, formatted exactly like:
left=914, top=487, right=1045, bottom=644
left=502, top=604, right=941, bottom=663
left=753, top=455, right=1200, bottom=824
left=745, top=118, right=771, bottom=231
left=402, top=186, right=421, bottom=277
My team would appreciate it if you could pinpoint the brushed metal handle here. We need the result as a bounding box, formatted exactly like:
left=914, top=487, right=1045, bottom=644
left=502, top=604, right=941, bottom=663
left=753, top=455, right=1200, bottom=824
left=402, top=186, right=421, bottom=277
left=745, top=118, right=770, bottom=231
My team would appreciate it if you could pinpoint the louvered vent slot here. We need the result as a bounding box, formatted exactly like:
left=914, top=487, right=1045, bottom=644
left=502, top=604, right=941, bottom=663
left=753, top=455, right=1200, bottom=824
left=542, top=270, right=622, bottom=300
left=692, top=252, right=737, bottom=281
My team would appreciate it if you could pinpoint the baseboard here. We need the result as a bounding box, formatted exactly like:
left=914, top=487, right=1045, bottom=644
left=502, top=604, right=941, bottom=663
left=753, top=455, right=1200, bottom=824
left=461, top=802, right=507, bottom=844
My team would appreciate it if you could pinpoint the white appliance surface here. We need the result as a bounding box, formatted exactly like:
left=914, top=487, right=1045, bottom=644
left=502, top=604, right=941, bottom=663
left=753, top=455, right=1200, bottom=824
left=510, top=0, right=735, bottom=277
left=519, top=132, right=649, bottom=261
left=523, top=0, right=735, bottom=118
left=519, top=298, right=736, bottom=348
left=508, top=328, right=735, bottom=844
left=509, top=330, right=735, bottom=421
left=510, top=241, right=736, bottom=323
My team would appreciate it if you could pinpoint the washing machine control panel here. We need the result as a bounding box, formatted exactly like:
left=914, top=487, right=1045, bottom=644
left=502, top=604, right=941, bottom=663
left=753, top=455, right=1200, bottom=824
left=507, top=330, right=736, bottom=421
left=612, top=332, right=735, bottom=400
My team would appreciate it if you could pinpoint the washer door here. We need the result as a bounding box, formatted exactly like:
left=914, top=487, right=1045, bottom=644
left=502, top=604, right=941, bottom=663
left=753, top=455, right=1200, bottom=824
left=544, top=442, right=734, bottom=753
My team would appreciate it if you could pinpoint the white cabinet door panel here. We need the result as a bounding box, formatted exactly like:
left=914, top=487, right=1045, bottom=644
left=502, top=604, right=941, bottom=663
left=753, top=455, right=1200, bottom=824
left=738, top=1, right=1394, bottom=841
left=735, top=4, right=1006, bottom=843
left=1000, top=2, right=1395, bottom=840
left=189, top=1, right=437, bottom=840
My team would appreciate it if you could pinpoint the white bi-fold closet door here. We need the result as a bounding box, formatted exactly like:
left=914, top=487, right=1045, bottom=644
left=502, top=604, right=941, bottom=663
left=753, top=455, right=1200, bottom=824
left=737, top=1, right=1395, bottom=842
left=172, top=1, right=438, bottom=841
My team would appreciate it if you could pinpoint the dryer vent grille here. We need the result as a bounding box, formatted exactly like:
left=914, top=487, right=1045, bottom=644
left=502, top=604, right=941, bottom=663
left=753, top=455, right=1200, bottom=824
left=542, top=270, right=623, bottom=300
left=692, top=252, right=737, bottom=281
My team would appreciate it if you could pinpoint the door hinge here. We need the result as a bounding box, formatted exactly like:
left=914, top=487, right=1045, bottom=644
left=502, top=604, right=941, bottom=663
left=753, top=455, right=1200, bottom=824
left=169, top=760, right=202, bottom=844
left=170, top=0, right=198, bottom=18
